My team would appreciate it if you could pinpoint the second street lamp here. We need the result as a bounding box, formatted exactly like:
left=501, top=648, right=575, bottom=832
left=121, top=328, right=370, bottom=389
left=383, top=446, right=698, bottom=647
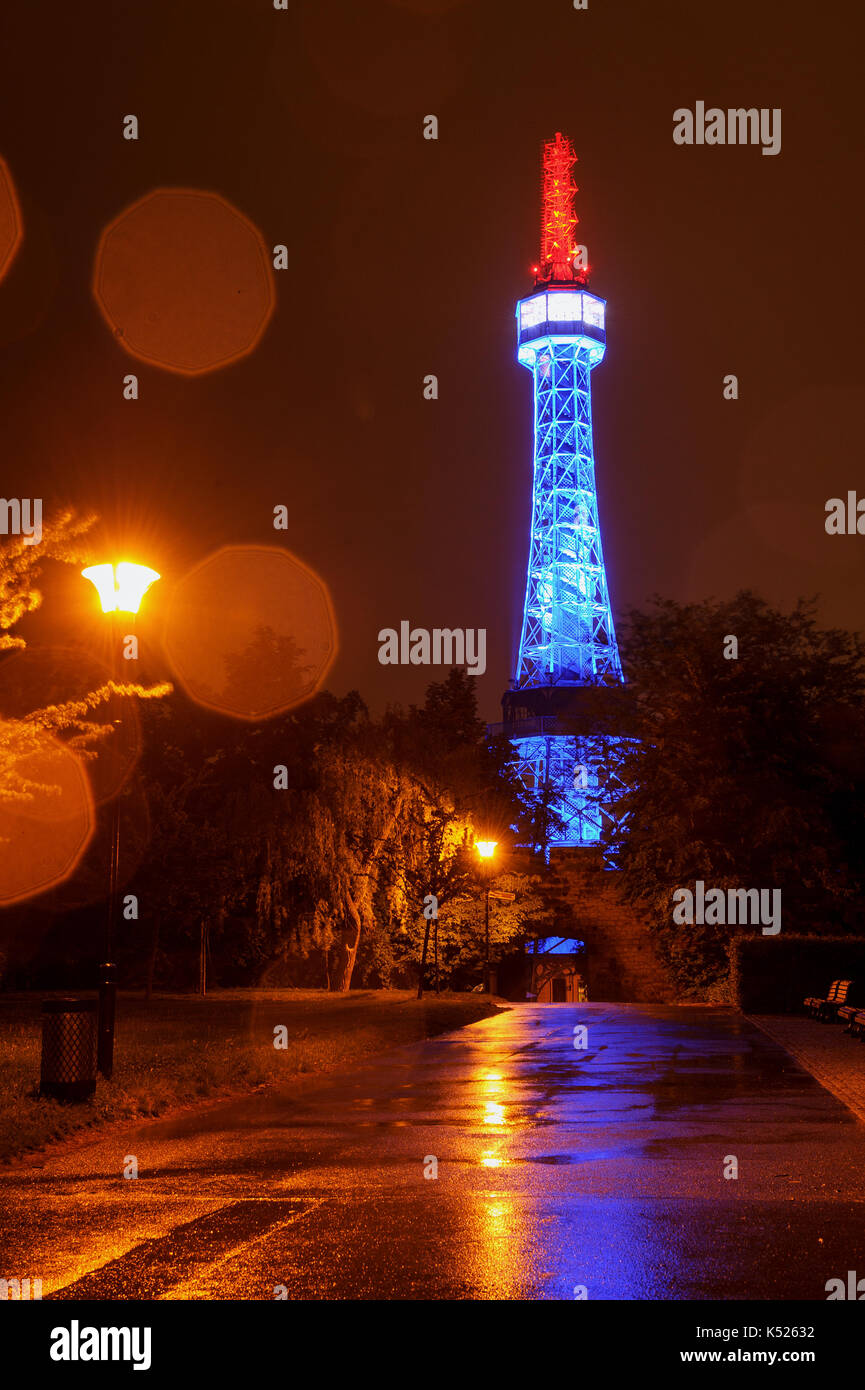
left=82, top=561, right=160, bottom=1079
left=475, top=840, right=498, bottom=992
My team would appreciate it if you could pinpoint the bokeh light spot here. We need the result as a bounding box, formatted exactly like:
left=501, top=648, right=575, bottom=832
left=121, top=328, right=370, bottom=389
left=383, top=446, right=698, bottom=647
left=164, top=546, right=337, bottom=720
left=0, top=728, right=94, bottom=906
left=0, top=156, right=23, bottom=282
left=93, top=188, right=276, bottom=374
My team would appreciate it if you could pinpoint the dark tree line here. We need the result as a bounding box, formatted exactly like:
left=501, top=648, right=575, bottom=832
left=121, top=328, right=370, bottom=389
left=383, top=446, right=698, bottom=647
left=128, top=670, right=550, bottom=992
left=595, top=593, right=865, bottom=991
left=5, top=529, right=860, bottom=1004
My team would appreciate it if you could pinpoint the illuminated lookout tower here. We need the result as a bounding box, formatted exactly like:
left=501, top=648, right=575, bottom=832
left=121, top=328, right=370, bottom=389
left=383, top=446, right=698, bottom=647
left=502, top=133, right=623, bottom=849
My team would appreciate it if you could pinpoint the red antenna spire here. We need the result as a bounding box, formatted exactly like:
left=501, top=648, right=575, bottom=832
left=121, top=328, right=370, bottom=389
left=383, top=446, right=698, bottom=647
left=539, top=132, right=586, bottom=285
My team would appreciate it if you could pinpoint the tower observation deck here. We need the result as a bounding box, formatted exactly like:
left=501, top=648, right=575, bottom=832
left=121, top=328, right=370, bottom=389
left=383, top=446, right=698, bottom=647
left=501, top=134, right=624, bottom=851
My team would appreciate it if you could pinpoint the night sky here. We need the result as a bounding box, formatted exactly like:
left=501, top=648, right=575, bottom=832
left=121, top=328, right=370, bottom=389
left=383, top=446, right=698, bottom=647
left=0, top=0, right=862, bottom=722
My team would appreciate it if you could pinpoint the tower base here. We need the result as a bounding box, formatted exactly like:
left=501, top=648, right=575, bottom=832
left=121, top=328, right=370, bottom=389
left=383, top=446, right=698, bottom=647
left=493, top=683, right=630, bottom=857
left=510, top=730, right=625, bottom=853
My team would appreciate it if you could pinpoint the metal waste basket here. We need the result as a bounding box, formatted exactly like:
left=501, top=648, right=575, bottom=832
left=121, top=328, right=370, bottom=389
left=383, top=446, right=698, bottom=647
left=40, top=998, right=97, bottom=1102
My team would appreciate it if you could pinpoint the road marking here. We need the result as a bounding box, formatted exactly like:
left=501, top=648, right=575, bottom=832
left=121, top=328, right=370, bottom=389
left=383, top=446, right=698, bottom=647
left=48, top=1198, right=320, bottom=1301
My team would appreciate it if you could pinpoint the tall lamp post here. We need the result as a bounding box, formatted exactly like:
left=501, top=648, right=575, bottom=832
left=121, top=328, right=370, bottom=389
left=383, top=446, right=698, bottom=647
left=82, top=561, right=160, bottom=1079
left=475, top=840, right=497, bottom=992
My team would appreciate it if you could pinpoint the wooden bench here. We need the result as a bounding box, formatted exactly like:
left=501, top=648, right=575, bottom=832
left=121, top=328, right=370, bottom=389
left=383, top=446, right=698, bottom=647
left=816, top=979, right=859, bottom=1022
left=804, top=980, right=842, bottom=1018
left=843, top=1008, right=865, bottom=1039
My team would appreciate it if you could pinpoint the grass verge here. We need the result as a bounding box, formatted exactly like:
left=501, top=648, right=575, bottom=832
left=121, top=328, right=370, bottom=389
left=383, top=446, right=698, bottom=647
left=0, top=989, right=504, bottom=1163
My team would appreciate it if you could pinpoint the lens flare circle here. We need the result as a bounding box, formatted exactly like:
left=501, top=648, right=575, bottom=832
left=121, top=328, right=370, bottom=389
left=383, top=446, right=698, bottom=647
left=0, top=729, right=94, bottom=906
left=164, top=545, right=337, bottom=721
left=0, top=156, right=22, bottom=282
left=93, top=188, right=276, bottom=375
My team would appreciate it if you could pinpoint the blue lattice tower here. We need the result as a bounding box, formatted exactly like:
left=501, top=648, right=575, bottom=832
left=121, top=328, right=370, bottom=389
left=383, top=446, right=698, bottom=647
left=502, top=134, right=624, bottom=851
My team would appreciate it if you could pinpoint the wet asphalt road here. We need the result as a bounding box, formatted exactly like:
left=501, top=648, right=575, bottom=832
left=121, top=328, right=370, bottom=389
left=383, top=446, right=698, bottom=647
left=3, top=1004, right=865, bottom=1300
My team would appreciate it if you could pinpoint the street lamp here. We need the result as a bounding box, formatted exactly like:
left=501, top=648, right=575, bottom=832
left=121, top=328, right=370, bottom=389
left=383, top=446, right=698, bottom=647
left=475, top=840, right=498, bottom=992
left=82, top=561, right=160, bottom=1079
left=81, top=563, right=160, bottom=614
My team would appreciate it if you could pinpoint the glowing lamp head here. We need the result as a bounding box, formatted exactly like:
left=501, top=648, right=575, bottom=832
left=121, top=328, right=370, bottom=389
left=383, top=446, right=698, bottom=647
left=476, top=840, right=497, bottom=860
left=82, top=562, right=160, bottom=614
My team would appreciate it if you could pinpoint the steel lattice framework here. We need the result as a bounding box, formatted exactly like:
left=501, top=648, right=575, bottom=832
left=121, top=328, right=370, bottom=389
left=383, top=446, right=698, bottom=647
left=513, top=731, right=630, bottom=848
left=507, top=136, right=625, bottom=852
left=515, top=338, right=621, bottom=688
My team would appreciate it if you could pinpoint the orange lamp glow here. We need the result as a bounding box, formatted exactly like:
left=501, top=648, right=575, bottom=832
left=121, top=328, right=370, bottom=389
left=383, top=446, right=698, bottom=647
left=476, top=840, right=497, bottom=859
left=82, top=562, right=161, bottom=614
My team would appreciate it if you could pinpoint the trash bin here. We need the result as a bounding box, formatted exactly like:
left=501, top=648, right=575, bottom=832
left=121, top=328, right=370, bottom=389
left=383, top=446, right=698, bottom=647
left=40, top=999, right=97, bottom=1102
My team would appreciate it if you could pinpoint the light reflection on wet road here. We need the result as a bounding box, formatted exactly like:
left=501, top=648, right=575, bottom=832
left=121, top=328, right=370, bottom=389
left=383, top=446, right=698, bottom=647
left=3, top=1004, right=865, bottom=1299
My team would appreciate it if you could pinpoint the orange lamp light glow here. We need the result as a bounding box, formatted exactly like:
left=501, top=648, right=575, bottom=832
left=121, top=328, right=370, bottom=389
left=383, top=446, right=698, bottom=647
left=476, top=840, right=497, bottom=859
left=82, top=562, right=161, bottom=614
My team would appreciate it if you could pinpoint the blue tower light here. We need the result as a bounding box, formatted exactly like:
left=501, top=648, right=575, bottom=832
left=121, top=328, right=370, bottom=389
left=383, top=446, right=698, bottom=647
left=514, top=286, right=620, bottom=690
left=502, top=134, right=625, bottom=854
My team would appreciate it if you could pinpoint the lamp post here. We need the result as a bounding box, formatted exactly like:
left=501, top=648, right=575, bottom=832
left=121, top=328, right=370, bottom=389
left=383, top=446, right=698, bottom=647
left=82, top=562, right=160, bottom=1079
left=475, top=840, right=497, bottom=992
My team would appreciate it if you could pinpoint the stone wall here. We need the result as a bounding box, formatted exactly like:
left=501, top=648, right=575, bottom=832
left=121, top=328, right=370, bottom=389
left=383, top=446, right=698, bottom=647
left=550, top=847, right=676, bottom=1002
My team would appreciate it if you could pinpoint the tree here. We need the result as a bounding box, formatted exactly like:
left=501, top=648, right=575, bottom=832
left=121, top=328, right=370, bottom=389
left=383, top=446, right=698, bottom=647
left=297, top=743, right=412, bottom=991
left=131, top=689, right=366, bottom=989
left=608, top=592, right=865, bottom=991
left=394, top=799, right=476, bottom=997
left=131, top=688, right=411, bottom=993
left=384, top=669, right=551, bottom=992
left=127, top=671, right=558, bottom=995
left=218, top=624, right=314, bottom=714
